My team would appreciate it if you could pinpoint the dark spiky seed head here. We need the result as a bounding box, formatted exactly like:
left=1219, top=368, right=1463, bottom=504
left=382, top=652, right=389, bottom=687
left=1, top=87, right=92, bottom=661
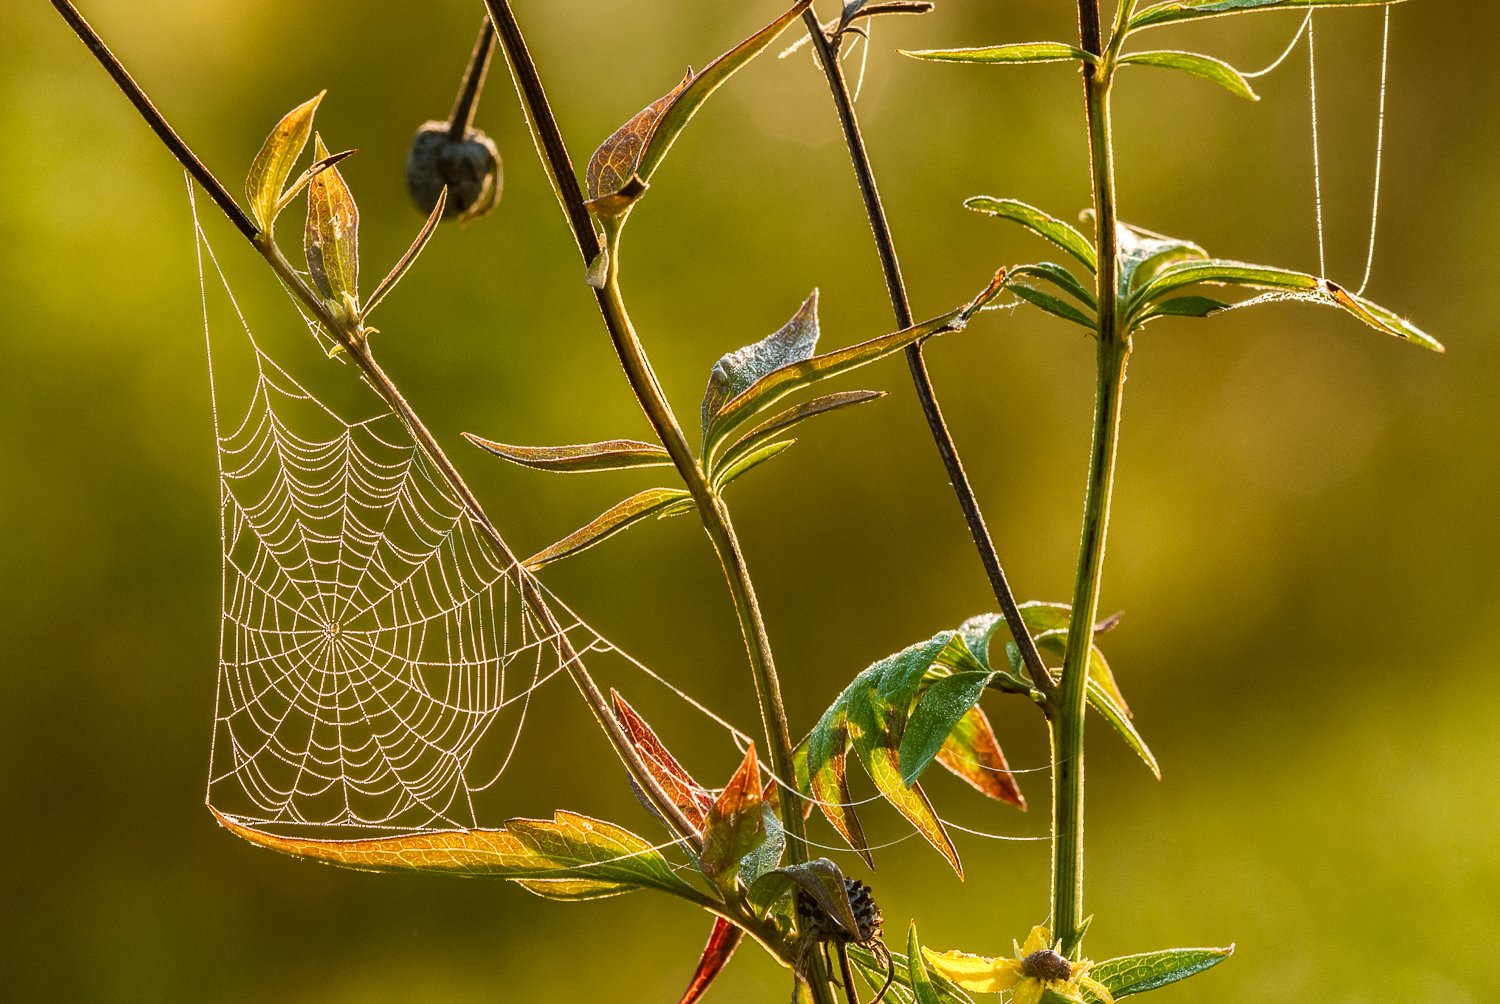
left=1020, top=948, right=1073, bottom=982
left=795, top=878, right=883, bottom=944
left=406, top=122, right=502, bottom=222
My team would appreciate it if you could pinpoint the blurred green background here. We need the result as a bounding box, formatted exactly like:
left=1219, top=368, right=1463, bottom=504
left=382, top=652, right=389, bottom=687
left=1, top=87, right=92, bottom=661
left=3, top=1, right=1496, bottom=1000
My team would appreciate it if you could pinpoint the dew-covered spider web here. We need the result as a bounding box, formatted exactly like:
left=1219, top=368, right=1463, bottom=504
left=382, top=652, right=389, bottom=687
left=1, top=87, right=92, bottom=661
left=190, top=198, right=759, bottom=838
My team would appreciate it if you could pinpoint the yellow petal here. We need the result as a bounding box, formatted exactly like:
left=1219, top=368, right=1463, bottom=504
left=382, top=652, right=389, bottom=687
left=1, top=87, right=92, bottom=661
left=920, top=948, right=1022, bottom=993
left=1013, top=980, right=1045, bottom=1004
left=1021, top=925, right=1052, bottom=955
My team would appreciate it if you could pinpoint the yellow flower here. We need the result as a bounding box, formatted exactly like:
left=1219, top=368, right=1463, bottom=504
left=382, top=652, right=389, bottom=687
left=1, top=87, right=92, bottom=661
left=922, top=926, right=1115, bottom=1004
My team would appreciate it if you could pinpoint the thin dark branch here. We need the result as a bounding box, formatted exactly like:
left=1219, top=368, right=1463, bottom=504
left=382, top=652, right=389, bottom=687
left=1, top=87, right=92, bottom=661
left=51, top=0, right=258, bottom=241
left=800, top=14, right=1058, bottom=699
left=448, top=19, right=497, bottom=139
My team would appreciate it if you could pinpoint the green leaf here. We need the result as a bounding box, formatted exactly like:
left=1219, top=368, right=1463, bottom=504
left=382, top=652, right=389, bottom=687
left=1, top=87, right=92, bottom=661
left=246, top=91, right=324, bottom=231
left=901, top=41, right=1096, bottom=65
left=611, top=690, right=716, bottom=833
left=1088, top=677, right=1160, bottom=778
left=710, top=390, right=885, bottom=484
left=1008, top=279, right=1096, bottom=329
left=703, top=291, right=822, bottom=432
left=849, top=941, right=975, bottom=1004
left=1116, top=224, right=1209, bottom=297
left=363, top=187, right=447, bottom=318
left=748, top=858, right=860, bottom=936
left=698, top=744, right=767, bottom=883
left=806, top=715, right=872, bottom=867
left=1137, top=295, right=1230, bottom=322
left=524, top=487, right=692, bottom=570
left=463, top=435, right=673, bottom=474
left=703, top=274, right=1005, bottom=464
left=899, top=670, right=992, bottom=785
left=907, top=925, right=944, bottom=1004
left=1090, top=946, right=1234, bottom=997
left=1130, top=0, right=1399, bottom=32
left=1009, top=262, right=1097, bottom=311
left=304, top=135, right=360, bottom=306
left=211, top=807, right=698, bottom=899
left=1119, top=50, right=1258, bottom=100
left=712, top=439, right=796, bottom=490
left=966, top=197, right=1097, bottom=273
left=584, top=0, right=812, bottom=215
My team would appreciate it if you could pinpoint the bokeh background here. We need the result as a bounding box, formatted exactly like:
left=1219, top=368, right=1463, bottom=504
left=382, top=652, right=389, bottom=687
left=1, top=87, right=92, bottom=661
left=3, top=1, right=1496, bottom=1001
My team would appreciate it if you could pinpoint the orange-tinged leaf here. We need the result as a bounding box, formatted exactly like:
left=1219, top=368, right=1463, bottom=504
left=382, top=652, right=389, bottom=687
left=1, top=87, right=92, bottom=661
left=246, top=91, right=323, bottom=230
left=210, top=807, right=697, bottom=898
left=305, top=135, right=360, bottom=304
left=935, top=705, right=1025, bottom=809
left=612, top=691, right=716, bottom=831
left=586, top=70, right=691, bottom=207
left=808, top=719, right=873, bottom=867
left=699, top=744, right=766, bottom=881
left=678, top=918, right=746, bottom=1004
left=864, top=741, right=962, bottom=877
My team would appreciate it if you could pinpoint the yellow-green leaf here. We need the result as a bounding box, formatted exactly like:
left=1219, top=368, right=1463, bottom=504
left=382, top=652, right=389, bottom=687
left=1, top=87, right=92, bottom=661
left=966, top=197, right=1098, bottom=273
left=901, top=41, right=1095, bottom=65
left=1119, top=50, right=1258, bottom=100
left=464, top=434, right=674, bottom=474
left=246, top=91, right=323, bottom=231
left=864, top=738, right=962, bottom=877
left=710, top=390, right=884, bottom=485
left=364, top=186, right=447, bottom=318
left=525, top=487, right=692, bottom=570
left=698, top=744, right=766, bottom=882
left=304, top=135, right=359, bottom=305
left=1129, top=0, right=1399, bottom=32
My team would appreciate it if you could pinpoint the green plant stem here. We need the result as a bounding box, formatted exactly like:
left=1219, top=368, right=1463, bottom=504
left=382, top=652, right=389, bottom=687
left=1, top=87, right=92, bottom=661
left=798, top=12, right=1057, bottom=701
left=1052, top=0, right=1129, bottom=959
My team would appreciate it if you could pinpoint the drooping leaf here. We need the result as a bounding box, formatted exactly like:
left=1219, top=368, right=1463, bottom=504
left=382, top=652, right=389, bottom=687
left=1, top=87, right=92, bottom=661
left=1009, top=262, right=1097, bottom=311
left=524, top=487, right=692, bottom=570
left=210, top=807, right=697, bottom=898
left=935, top=706, right=1026, bottom=808
left=710, top=390, right=885, bottom=484
left=711, top=439, right=797, bottom=490
left=1119, top=50, right=1258, bottom=100
left=703, top=291, right=822, bottom=432
left=901, top=42, right=1096, bottom=66
left=1008, top=279, right=1097, bottom=329
left=1129, top=0, right=1398, bottom=32
left=806, top=716, right=872, bottom=866
left=966, top=197, right=1098, bottom=273
left=699, top=744, right=767, bottom=883
left=1137, top=295, right=1230, bottom=322
left=464, top=435, right=673, bottom=474
left=678, top=918, right=746, bottom=1004
left=841, top=0, right=937, bottom=32
left=246, top=91, right=323, bottom=231
left=611, top=690, right=717, bottom=832
left=864, top=735, right=963, bottom=876
left=1089, top=946, right=1234, bottom=997
left=702, top=274, right=1005, bottom=464
left=304, top=135, right=360, bottom=306
left=364, top=187, right=447, bottom=318
left=1087, top=676, right=1160, bottom=778
left=584, top=0, right=812, bottom=215
left=748, top=858, right=860, bottom=937
left=899, top=671, right=993, bottom=785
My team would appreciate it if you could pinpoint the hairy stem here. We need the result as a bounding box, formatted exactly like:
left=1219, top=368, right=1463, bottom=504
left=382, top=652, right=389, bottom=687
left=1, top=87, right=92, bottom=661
left=1052, top=0, right=1129, bottom=959
left=799, top=13, right=1056, bottom=700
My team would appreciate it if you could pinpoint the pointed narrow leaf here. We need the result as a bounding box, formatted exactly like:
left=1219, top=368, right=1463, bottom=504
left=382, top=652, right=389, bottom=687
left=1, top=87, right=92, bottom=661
left=612, top=691, right=716, bottom=832
left=711, top=390, right=884, bottom=483
left=807, top=716, right=873, bottom=866
left=275, top=148, right=358, bottom=218
left=1088, top=679, right=1160, bottom=778
left=1090, top=946, right=1234, bottom=997
left=1009, top=280, right=1096, bottom=329
left=585, top=0, right=812, bottom=213
left=908, top=925, right=945, bottom=1004
left=304, top=135, right=360, bottom=304
left=850, top=942, right=977, bottom=1004
left=246, top=92, right=323, bottom=231
left=1130, top=0, right=1398, bottom=32
left=713, top=439, right=796, bottom=490
left=899, top=670, right=992, bottom=785
left=1120, top=50, right=1258, bottom=100
left=1138, top=295, right=1229, bottom=322
left=901, top=42, right=1095, bottom=65
left=862, top=739, right=962, bottom=876
left=704, top=275, right=1004, bottom=464
left=1010, top=262, right=1097, bottom=310
left=748, top=859, right=860, bottom=936
left=966, top=197, right=1097, bottom=272
left=525, top=487, right=691, bottom=570
left=679, top=919, right=746, bottom=1004
left=1325, top=281, right=1443, bottom=351
left=936, top=706, right=1026, bottom=808
left=1116, top=224, right=1209, bottom=296
left=699, top=744, right=767, bottom=882
left=514, top=877, right=636, bottom=900
left=364, top=187, right=446, bottom=317
left=210, top=808, right=696, bottom=897
left=703, top=291, right=821, bottom=430
left=844, top=1, right=937, bottom=28
left=464, top=434, right=673, bottom=473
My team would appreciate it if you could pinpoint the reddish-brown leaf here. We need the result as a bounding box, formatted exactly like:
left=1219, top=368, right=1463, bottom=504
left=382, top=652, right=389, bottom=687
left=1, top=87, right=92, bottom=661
left=612, top=690, right=716, bottom=831
left=935, top=706, right=1025, bottom=809
left=678, top=918, right=746, bottom=1004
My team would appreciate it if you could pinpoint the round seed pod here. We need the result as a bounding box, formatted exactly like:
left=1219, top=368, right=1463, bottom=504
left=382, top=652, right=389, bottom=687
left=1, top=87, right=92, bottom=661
left=1020, top=948, right=1074, bottom=982
left=406, top=121, right=502, bottom=223
left=795, top=878, right=884, bottom=945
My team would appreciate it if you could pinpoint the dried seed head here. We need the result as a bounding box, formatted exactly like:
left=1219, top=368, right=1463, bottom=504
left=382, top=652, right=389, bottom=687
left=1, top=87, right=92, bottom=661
left=795, top=878, right=884, bottom=945
left=405, top=122, right=501, bottom=223
left=1020, top=948, right=1074, bottom=982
